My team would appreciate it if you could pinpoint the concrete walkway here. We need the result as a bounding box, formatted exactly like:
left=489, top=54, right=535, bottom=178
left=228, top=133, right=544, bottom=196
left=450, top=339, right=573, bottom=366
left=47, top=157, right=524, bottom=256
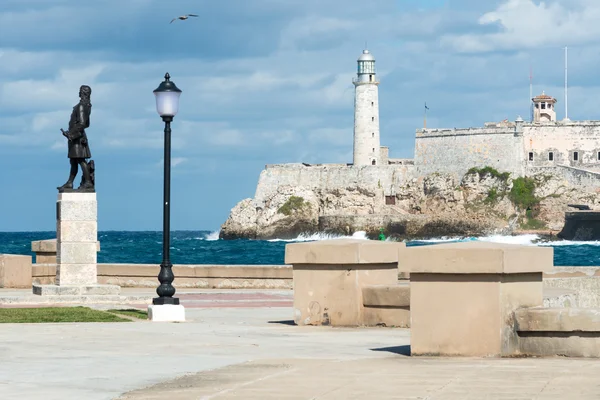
left=1, top=289, right=599, bottom=399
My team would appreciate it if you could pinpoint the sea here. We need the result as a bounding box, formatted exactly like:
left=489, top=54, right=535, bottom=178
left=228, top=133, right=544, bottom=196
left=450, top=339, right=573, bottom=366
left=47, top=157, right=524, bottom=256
left=0, top=231, right=599, bottom=266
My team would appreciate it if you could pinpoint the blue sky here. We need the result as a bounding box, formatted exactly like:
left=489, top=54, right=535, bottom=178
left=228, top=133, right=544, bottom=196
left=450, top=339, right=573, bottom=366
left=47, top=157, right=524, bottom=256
left=1, top=0, right=599, bottom=232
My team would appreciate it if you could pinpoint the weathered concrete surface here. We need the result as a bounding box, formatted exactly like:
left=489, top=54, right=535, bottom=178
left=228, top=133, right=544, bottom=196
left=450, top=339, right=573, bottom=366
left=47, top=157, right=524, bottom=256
left=118, top=357, right=600, bottom=400
left=0, top=289, right=406, bottom=400
left=2, top=288, right=600, bottom=399
left=544, top=267, right=600, bottom=308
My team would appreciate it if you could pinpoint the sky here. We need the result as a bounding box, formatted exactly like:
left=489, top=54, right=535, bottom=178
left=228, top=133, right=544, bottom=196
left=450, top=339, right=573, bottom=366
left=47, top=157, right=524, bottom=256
left=1, top=0, right=600, bottom=232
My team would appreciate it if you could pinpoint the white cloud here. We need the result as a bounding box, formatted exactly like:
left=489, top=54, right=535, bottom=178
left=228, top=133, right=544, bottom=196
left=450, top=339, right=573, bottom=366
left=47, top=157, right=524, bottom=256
left=442, top=0, right=600, bottom=52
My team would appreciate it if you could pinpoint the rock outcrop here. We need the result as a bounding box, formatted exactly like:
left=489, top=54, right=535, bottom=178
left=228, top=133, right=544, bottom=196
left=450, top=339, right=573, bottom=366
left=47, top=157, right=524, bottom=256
left=219, top=168, right=600, bottom=240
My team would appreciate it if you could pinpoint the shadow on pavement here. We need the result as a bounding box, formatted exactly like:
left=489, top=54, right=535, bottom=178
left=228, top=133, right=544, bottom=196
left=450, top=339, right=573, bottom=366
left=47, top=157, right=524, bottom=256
left=268, top=320, right=296, bottom=326
left=370, top=345, right=411, bottom=356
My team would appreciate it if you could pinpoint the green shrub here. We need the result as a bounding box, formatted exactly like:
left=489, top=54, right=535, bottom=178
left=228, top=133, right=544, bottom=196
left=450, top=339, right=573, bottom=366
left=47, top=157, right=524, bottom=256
left=520, top=218, right=547, bottom=230
left=466, top=166, right=510, bottom=182
left=484, top=188, right=499, bottom=204
left=509, top=177, right=538, bottom=210
left=278, top=196, right=306, bottom=216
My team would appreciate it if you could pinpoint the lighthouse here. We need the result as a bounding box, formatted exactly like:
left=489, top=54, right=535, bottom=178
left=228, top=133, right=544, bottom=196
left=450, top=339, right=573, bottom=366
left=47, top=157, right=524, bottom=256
left=353, top=49, right=380, bottom=166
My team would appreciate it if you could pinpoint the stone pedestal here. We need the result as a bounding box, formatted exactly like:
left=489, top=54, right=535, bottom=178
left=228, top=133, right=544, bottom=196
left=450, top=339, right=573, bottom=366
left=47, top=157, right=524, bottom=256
left=33, top=192, right=120, bottom=298
left=401, top=242, right=553, bottom=357
left=148, top=304, right=186, bottom=322
left=285, top=239, right=405, bottom=326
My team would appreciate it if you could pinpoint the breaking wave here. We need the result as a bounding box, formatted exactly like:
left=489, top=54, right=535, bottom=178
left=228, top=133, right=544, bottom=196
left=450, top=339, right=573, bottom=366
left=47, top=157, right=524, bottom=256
left=268, top=231, right=369, bottom=242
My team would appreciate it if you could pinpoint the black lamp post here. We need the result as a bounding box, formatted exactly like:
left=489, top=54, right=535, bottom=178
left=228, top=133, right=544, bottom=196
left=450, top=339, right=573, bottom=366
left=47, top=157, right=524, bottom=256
left=153, top=72, right=182, bottom=305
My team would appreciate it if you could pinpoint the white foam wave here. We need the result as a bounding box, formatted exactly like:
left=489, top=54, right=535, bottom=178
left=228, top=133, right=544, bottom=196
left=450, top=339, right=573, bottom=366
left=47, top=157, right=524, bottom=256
left=268, top=231, right=369, bottom=242
left=541, top=240, right=600, bottom=247
left=266, top=231, right=600, bottom=247
left=477, top=234, right=540, bottom=246
left=194, top=231, right=220, bottom=241
left=204, top=231, right=220, bottom=241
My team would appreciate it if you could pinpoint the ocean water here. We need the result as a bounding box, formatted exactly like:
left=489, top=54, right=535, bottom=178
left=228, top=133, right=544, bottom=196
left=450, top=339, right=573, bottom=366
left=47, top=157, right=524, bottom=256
left=0, top=231, right=599, bottom=266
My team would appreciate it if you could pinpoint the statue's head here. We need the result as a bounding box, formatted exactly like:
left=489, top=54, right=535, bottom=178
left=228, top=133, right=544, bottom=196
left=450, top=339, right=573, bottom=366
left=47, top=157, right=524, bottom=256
left=79, top=85, right=92, bottom=99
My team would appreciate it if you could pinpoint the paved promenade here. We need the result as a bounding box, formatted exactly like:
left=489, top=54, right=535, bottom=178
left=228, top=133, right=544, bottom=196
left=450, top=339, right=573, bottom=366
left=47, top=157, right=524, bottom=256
left=1, top=289, right=599, bottom=399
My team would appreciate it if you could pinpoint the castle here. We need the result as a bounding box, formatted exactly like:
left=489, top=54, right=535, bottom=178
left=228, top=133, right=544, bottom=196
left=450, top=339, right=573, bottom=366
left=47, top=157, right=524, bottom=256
left=222, top=49, right=600, bottom=238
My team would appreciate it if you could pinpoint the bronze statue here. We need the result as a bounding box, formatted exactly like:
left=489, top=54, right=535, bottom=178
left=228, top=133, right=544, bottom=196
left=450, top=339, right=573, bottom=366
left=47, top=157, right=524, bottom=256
left=57, top=85, right=95, bottom=192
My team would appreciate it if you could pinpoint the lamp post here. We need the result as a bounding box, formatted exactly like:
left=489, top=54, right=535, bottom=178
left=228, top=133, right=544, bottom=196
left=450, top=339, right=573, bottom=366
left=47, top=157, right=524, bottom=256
left=153, top=72, right=182, bottom=306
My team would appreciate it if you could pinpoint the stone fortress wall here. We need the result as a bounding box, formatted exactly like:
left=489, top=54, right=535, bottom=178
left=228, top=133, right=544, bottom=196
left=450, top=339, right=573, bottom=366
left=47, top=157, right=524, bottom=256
left=413, top=123, right=525, bottom=179
left=253, top=163, right=415, bottom=207
left=241, top=51, right=600, bottom=220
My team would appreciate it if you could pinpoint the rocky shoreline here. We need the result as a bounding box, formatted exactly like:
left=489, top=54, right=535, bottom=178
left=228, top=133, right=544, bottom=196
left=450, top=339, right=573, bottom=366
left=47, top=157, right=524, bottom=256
left=220, top=167, right=600, bottom=241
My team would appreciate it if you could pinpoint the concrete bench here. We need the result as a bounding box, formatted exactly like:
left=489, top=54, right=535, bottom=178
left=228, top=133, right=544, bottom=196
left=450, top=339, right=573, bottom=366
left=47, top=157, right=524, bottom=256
left=516, top=307, right=600, bottom=358
left=362, top=283, right=410, bottom=327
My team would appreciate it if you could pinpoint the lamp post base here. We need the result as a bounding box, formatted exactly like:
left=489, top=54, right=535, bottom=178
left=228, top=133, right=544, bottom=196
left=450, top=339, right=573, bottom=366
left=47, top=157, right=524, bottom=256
left=152, top=296, right=180, bottom=305
left=148, top=304, right=185, bottom=322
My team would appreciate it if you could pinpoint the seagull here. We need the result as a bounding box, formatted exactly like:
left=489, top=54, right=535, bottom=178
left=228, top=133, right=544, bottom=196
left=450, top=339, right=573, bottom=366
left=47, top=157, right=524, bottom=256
left=170, top=14, right=199, bottom=23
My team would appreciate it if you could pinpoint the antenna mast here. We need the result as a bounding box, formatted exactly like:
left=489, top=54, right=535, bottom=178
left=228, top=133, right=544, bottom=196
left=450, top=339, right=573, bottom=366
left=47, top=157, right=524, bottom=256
left=529, top=65, right=533, bottom=122
left=565, top=46, right=569, bottom=120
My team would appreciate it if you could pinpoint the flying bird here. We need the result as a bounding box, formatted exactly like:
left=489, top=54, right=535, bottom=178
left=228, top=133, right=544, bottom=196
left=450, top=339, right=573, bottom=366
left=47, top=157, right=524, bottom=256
left=170, top=14, right=199, bottom=23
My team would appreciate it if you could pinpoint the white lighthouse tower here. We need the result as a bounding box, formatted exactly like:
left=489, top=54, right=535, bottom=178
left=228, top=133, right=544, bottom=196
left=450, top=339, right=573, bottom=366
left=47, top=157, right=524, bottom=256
left=353, top=49, right=380, bottom=166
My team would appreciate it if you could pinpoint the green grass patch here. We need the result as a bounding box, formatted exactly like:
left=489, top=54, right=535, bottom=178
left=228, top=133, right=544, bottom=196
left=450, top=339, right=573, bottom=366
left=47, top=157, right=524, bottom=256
left=278, top=196, right=307, bottom=216
left=0, top=306, right=132, bottom=323
left=466, top=166, right=510, bottom=182
left=508, top=177, right=539, bottom=210
left=107, top=309, right=148, bottom=320
left=520, top=218, right=547, bottom=230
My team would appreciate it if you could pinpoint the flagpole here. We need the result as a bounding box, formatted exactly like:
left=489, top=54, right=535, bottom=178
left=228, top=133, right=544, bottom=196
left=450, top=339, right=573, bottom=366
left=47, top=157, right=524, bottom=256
left=565, top=46, right=569, bottom=120
left=424, top=102, right=427, bottom=129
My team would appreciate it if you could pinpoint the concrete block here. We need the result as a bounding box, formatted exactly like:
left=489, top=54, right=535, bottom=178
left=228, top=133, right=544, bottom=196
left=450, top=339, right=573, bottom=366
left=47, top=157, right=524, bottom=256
left=285, top=239, right=405, bottom=265
left=286, top=239, right=403, bottom=327
left=31, top=239, right=57, bottom=253
left=57, top=193, right=97, bottom=221
left=32, top=284, right=121, bottom=296
left=0, top=254, right=32, bottom=288
left=56, top=263, right=97, bottom=285
left=57, top=242, right=97, bottom=264
left=57, top=221, right=97, bottom=243
left=405, top=242, right=552, bottom=357
left=401, top=241, right=554, bottom=274
left=148, top=304, right=186, bottom=322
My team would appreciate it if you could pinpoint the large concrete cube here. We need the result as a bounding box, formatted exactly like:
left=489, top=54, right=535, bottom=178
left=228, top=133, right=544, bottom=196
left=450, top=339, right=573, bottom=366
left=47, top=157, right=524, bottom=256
left=285, top=239, right=405, bottom=327
left=402, top=241, right=553, bottom=357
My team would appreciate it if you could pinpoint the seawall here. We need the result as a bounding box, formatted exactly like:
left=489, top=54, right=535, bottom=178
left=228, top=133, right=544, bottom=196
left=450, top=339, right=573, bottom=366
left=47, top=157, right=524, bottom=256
left=33, top=263, right=293, bottom=289
left=557, top=211, right=600, bottom=240
left=16, top=261, right=600, bottom=307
